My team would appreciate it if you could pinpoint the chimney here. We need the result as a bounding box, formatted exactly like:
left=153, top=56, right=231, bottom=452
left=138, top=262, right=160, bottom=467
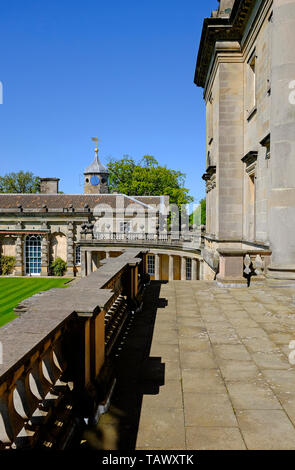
left=40, top=178, right=60, bottom=194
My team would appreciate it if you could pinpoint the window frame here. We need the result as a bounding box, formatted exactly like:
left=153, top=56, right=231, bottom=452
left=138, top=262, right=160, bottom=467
left=147, top=255, right=155, bottom=276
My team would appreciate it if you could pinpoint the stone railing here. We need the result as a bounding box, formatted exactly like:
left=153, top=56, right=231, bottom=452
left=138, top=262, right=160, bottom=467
left=84, top=231, right=201, bottom=250
left=0, top=249, right=148, bottom=449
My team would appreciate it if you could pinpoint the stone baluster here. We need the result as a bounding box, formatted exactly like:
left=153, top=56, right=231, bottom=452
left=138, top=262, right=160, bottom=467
left=253, top=255, right=264, bottom=276
left=0, top=386, right=24, bottom=448
left=244, top=254, right=252, bottom=275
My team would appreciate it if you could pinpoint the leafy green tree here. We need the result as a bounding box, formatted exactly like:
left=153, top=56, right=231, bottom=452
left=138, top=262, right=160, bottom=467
left=0, top=171, right=40, bottom=193
left=107, top=155, right=193, bottom=208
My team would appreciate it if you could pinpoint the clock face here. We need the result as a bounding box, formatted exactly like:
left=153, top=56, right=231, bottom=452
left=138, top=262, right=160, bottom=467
left=90, top=175, right=100, bottom=186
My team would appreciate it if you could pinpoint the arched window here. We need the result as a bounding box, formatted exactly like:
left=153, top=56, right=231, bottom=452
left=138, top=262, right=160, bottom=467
left=25, top=235, right=42, bottom=275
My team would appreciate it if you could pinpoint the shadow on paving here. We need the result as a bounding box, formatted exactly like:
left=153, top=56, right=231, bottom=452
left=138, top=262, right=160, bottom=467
left=82, top=281, right=168, bottom=450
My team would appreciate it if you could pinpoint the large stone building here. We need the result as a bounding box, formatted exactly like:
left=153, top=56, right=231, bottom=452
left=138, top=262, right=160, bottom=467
left=0, top=148, right=202, bottom=280
left=195, top=0, right=295, bottom=284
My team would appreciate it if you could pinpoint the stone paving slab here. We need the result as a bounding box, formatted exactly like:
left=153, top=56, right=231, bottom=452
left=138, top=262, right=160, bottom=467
left=185, top=426, right=246, bottom=450
left=136, top=408, right=186, bottom=450
left=136, top=280, right=295, bottom=450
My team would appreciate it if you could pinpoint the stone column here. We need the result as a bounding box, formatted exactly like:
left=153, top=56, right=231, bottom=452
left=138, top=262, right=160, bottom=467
left=168, top=255, right=174, bottom=281
left=66, top=222, right=75, bottom=277
left=41, top=235, right=49, bottom=276
left=81, top=249, right=87, bottom=277
left=155, top=253, right=160, bottom=281
left=192, top=258, right=197, bottom=281
left=267, top=0, right=295, bottom=280
left=14, top=235, right=23, bottom=276
left=105, top=251, right=110, bottom=259
left=181, top=256, right=186, bottom=280
left=87, top=251, right=92, bottom=276
left=199, top=260, right=204, bottom=281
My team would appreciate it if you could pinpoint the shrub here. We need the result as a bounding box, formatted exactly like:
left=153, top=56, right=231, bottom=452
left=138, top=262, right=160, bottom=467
left=50, top=257, right=67, bottom=276
left=0, top=256, right=16, bottom=275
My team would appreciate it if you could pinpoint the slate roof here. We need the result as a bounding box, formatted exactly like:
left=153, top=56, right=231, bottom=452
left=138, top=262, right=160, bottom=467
left=84, top=155, right=109, bottom=174
left=0, top=194, right=164, bottom=211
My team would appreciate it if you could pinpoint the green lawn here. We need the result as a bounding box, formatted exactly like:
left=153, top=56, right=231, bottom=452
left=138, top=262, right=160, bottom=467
left=0, top=277, right=72, bottom=327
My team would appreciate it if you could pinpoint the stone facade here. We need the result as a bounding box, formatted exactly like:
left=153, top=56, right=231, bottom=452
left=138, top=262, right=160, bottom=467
left=0, top=152, right=201, bottom=279
left=0, top=193, right=165, bottom=277
left=195, top=0, right=295, bottom=282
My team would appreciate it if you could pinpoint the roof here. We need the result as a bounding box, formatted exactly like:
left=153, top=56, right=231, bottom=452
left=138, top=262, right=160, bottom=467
left=84, top=154, right=109, bottom=174
left=0, top=193, right=164, bottom=212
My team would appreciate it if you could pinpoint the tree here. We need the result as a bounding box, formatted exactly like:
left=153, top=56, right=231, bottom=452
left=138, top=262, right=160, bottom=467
left=50, top=257, right=67, bottom=276
left=107, top=155, right=193, bottom=208
left=0, top=171, right=40, bottom=193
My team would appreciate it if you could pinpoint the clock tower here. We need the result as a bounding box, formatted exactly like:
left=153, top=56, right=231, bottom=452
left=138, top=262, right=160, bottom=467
left=84, top=147, right=109, bottom=194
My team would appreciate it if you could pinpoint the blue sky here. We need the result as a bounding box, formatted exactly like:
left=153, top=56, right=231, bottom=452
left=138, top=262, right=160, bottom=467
left=0, top=0, right=217, bottom=203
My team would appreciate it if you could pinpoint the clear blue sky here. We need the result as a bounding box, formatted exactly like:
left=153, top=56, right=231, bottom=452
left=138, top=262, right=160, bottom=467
left=0, top=0, right=217, bottom=203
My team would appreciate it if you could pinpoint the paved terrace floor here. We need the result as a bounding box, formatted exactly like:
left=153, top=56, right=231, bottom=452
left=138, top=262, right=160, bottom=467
left=84, top=280, right=295, bottom=450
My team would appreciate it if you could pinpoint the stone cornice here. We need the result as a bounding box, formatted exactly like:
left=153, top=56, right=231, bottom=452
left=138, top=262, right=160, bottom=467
left=241, top=151, right=258, bottom=166
left=206, top=165, right=217, bottom=177
left=202, top=165, right=217, bottom=182
left=194, top=0, right=259, bottom=89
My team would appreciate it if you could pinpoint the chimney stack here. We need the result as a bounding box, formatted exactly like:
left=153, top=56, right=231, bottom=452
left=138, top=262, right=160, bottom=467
left=40, top=178, right=60, bottom=194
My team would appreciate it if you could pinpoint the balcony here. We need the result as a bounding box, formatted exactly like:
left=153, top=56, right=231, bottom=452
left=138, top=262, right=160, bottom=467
left=81, top=231, right=202, bottom=251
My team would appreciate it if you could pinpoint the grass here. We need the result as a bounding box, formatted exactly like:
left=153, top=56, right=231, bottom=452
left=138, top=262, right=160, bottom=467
left=0, top=277, right=72, bottom=327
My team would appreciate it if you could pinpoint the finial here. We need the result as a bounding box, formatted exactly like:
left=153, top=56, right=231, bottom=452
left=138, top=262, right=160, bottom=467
left=91, top=137, right=101, bottom=154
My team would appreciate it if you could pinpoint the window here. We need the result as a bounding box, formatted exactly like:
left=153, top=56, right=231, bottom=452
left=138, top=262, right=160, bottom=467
left=75, top=245, right=81, bottom=265
left=186, top=258, right=192, bottom=280
left=260, top=134, right=270, bottom=161
left=207, top=93, right=213, bottom=144
left=265, top=142, right=270, bottom=160
left=247, top=50, right=256, bottom=117
left=25, top=235, right=42, bottom=275
left=147, top=255, right=155, bottom=276
left=120, top=221, right=131, bottom=233
left=242, top=151, right=257, bottom=241
left=207, top=151, right=211, bottom=168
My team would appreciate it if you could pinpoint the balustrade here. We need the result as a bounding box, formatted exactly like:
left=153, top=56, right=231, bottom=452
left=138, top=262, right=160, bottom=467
left=0, top=249, right=148, bottom=449
left=93, top=231, right=201, bottom=248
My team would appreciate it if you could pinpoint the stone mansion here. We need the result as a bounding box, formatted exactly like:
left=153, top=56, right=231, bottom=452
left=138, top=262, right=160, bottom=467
left=195, top=0, right=295, bottom=284
left=0, top=149, right=202, bottom=281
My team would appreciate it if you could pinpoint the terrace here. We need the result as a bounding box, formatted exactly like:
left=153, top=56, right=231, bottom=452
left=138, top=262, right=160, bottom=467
left=1, top=248, right=295, bottom=450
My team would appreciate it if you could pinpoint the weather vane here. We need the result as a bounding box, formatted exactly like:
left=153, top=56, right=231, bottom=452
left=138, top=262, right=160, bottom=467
left=91, top=137, right=101, bottom=154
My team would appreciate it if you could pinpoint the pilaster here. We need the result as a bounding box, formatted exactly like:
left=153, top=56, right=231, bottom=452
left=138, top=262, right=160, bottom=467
left=65, top=222, right=75, bottom=277
left=267, top=0, right=295, bottom=279
left=14, top=235, right=23, bottom=276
